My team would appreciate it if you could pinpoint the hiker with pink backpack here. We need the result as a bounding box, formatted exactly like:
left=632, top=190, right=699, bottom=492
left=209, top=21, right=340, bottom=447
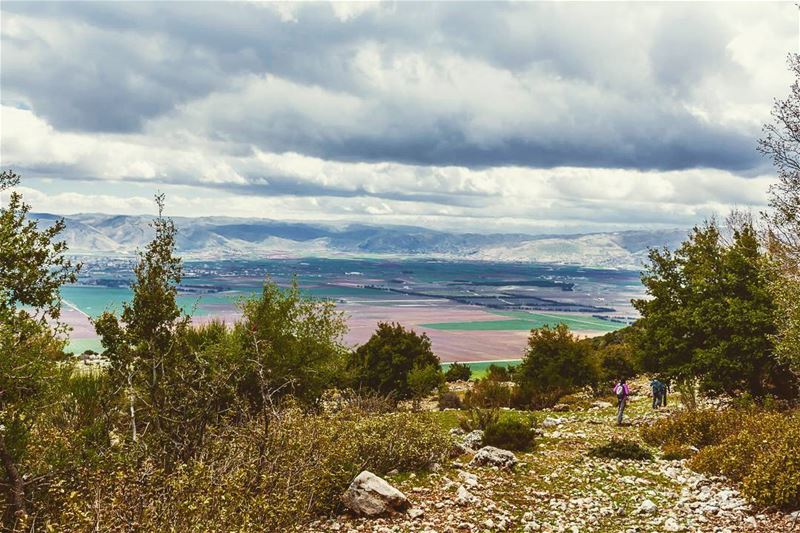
left=614, top=379, right=630, bottom=425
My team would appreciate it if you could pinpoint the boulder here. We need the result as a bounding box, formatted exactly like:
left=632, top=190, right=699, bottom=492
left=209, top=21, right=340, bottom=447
left=341, top=471, right=410, bottom=517
left=462, top=430, right=484, bottom=450
left=470, top=446, right=518, bottom=469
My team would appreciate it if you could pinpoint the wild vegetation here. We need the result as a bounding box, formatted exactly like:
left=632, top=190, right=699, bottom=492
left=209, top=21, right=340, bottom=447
left=2, top=54, right=800, bottom=532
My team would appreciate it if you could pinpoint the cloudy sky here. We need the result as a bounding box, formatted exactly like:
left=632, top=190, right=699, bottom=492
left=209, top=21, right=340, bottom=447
left=0, top=2, right=797, bottom=234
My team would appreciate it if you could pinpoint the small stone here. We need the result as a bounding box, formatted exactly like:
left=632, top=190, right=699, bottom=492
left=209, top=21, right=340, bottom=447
left=407, top=507, right=425, bottom=519
left=458, top=470, right=479, bottom=487
left=635, top=499, right=657, bottom=515
left=455, top=485, right=478, bottom=506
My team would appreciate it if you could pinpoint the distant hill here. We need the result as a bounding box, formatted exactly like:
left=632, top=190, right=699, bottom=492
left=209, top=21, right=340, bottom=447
left=32, top=213, right=688, bottom=269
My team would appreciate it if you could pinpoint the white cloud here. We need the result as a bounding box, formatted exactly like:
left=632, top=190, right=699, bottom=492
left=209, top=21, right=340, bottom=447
left=1, top=104, right=772, bottom=234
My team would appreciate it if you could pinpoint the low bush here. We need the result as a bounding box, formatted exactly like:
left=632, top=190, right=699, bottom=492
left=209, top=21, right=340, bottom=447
left=641, top=408, right=800, bottom=510
left=558, top=392, right=594, bottom=410
left=407, top=363, right=445, bottom=408
left=321, top=388, right=397, bottom=414
left=743, top=430, right=800, bottom=510
left=458, top=408, right=500, bottom=432
left=483, top=417, right=536, bottom=451
left=349, top=322, right=441, bottom=400
left=661, top=444, right=696, bottom=461
left=589, top=438, right=653, bottom=461
left=690, top=411, right=800, bottom=510
left=464, top=378, right=513, bottom=408
left=445, top=362, right=472, bottom=382
left=438, top=391, right=462, bottom=409
left=640, top=409, right=741, bottom=449
left=28, top=409, right=453, bottom=531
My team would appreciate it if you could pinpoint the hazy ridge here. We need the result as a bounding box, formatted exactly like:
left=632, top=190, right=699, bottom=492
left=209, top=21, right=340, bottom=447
left=34, top=213, right=687, bottom=269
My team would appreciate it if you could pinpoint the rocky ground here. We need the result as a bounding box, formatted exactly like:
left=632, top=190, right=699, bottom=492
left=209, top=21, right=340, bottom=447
left=306, top=387, right=798, bottom=533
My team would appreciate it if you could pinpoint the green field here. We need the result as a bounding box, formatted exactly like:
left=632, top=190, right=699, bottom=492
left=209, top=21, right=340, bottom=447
left=440, top=359, right=519, bottom=380
left=422, top=311, right=621, bottom=332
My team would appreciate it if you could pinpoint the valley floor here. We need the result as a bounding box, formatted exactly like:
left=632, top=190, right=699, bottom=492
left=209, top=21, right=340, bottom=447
left=307, top=391, right=797, bottom=533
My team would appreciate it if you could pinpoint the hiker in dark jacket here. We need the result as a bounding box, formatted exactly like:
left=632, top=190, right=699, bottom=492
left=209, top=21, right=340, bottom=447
left=650, top=378, right=663, bottom=409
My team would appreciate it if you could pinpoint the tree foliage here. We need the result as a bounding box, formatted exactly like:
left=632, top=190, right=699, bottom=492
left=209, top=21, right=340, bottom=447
left=514, top=323, right=597, bottom=408
left=444, top=361, right=472, bottom=382
left=94, top=194, right=203, bottom=463
left=0, top=170, right=79, bottom=523
left=349, top=322, right=441, bottom=400
left=633, top=220, right=796, bottom=398
left=759, top=53, right=800, bottom=373
left=235, top=277, right=349, bottom=408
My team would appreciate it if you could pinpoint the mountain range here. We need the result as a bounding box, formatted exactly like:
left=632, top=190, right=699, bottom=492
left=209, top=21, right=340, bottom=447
left=32, top=213, right=688, bottom=269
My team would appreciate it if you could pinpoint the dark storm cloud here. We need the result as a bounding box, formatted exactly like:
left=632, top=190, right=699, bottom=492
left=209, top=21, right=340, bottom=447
left=0, top=1, right=793, bottom=175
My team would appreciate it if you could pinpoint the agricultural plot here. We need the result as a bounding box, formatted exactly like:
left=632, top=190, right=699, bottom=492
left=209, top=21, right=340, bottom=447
left=421, top=311, right=622, bottom=333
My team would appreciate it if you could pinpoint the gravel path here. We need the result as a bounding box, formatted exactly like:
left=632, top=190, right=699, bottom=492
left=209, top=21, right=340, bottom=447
left=307, top=394, right=797, bottom=532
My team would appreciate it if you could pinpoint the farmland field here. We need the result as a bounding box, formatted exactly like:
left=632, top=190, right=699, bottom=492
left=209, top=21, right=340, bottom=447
left=421, top=311, right=620, bottom=332
left=64, top=257, right=642, bottom=361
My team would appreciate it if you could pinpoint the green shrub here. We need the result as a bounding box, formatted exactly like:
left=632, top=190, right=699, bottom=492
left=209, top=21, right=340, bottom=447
left=464, top=378, right=512, bottom=408
left=438, top=391, right=463, bottom=410
left=589, top=438, right=653, bottom=461
left=743, top=430, right=800, bottom=510
left=408, top=363, right=445, bottom=408
left=640, top=409, right=741, bottom=449
left=483, top=418, right=536, bottom=451
left=349, top=322, right=441, bottom=399
left=445, top=362, right=472, bottom=382
left=458, top=408, right=500, bottom=432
